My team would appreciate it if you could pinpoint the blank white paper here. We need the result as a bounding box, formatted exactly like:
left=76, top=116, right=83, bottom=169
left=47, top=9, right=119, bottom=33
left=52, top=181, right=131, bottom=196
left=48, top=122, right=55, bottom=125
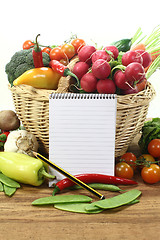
left=49, top=93, right=117, bottom=181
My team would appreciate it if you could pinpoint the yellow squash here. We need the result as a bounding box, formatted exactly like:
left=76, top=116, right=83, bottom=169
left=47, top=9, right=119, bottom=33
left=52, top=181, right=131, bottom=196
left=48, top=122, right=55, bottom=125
left=13, top=67, right=61, bottom=90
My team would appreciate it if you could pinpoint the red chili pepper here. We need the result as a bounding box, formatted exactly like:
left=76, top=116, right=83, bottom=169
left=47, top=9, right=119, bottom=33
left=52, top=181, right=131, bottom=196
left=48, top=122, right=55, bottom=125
left=0, top=132, right=10, bottom=144
left=49, top=60, right=79, bottom=86
left=52, top=173, right=138, bottom=195
left=32, top=34, right=44, bottom=68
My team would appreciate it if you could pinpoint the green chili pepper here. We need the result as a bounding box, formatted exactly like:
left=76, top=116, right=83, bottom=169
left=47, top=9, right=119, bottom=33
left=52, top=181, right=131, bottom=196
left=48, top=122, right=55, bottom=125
left=0, top=152, right=55, bottom=186
left=3, top=185, right=17, bottom=197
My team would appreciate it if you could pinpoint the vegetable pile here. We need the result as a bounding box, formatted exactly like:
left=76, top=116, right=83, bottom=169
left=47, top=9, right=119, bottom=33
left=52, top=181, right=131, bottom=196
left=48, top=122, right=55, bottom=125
left=115, top=131, right=160, bottom=184
left=5, top=26, right=160, bottom=93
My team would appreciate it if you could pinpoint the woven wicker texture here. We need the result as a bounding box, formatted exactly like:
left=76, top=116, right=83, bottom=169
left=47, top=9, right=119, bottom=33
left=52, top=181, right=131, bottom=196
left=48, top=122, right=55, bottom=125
left=9, top=57, right=156, bottom=157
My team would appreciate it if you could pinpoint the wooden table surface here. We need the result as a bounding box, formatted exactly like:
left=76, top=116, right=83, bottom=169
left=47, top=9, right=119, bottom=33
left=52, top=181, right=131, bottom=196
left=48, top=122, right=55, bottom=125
left=0, top=136, right=160, bottom=240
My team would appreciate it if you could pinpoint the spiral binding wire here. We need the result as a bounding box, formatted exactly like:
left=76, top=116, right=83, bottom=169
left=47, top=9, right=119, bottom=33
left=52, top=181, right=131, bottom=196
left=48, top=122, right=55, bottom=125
left=50, top=93, right=117, bottom=100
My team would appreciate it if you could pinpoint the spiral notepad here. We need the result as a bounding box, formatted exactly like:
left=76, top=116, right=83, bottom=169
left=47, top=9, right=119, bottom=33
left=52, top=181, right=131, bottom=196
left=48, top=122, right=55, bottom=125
left=49, top=93, right=117, bottom=182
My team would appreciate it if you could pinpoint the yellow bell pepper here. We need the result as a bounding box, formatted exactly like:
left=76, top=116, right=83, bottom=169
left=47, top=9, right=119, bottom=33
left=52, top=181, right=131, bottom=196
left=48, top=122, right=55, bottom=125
left=13, top=67, right=61, bottom=90
left=0, top=152, right=55, bottom=186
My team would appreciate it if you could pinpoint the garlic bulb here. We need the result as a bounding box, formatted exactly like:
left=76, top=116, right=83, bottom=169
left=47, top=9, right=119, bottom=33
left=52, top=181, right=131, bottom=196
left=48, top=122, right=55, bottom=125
left=4, top=130, right=39, bottom=157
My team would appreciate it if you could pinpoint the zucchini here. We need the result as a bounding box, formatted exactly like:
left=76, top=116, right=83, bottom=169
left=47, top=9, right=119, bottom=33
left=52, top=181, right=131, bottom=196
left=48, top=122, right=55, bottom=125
left=112, top=38, right=132, bottom=52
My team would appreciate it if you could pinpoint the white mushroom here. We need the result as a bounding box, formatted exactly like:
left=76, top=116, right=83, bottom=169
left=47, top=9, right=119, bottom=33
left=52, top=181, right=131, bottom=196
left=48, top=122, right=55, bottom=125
left=4, top=130, right=39, bottom=157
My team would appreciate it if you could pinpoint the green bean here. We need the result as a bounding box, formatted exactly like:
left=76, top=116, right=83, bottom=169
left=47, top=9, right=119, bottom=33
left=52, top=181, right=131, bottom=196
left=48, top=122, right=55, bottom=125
left=0, top=173, right=20, bottom=188
left=54, top=203, right=103, bottom=214
left=3, top=185, right=17, bottom=197
left=32, top=194, right=92, bottom=206
left=85, top=189, right=141, bottom=211
left=0, top=182, right=3, bottom=192
left=71, top=183, right=122, bottom=192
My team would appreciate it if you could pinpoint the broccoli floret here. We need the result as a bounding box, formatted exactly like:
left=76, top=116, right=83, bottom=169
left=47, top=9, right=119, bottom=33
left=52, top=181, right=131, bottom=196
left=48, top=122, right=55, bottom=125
left=5, top=48, right=51, bottom=86
left=14, top=63, right=33, bottom=79
left=26, top=51, right=34, bottom=66
left=42, top=52, right=50, bottom=66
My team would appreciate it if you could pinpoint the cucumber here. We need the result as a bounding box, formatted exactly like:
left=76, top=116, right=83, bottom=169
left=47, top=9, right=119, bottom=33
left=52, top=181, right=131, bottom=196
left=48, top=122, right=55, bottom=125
left=112, top=38, right=132, bottom=52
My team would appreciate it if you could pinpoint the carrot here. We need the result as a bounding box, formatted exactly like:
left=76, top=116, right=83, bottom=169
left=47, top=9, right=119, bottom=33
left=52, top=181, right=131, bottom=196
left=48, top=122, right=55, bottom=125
left=131, top=42, right=146, bottom=51
left=151, top=50, right=160, bottom=61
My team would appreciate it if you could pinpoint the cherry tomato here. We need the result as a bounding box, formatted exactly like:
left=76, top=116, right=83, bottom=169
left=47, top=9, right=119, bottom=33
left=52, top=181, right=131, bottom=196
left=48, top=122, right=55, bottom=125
left=141, top=164, right=160, bottom=184
left=50, top=47, right=64, bottom=61
left=138, top=154, right=155, bottom=169
left=120, top=152, right=137, bottom=170
left=42, top=47, right=51, bottom=55
left=148, top=139, right=160, bottom=158
left=71, top=38, right=86, bottom=53
left=23, top=40, right=34, bottom=50
left=59, top=59, right=68, bottom=66
left=115, top=162, right=134, bottom=179
left=61, top=44, right=76, bottom=59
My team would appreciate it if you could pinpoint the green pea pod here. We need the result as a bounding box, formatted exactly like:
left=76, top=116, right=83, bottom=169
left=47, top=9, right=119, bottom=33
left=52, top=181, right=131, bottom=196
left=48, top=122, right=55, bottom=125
left=85, top=189, right=141, bottom=211
left=3, top=185, right=17, bottom=197
left=0, top=173, right=20, bottom=188
left=32, top=194, right=92, bottom=206
left=71, top=183, right=122, bottom=192
left=0, top=181, right=3, bottom=191
left=54, top=202, right=103, bottom=214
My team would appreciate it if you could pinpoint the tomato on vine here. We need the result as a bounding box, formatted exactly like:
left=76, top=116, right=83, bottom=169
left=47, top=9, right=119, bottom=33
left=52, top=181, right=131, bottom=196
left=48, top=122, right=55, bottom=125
left=120, top=152, right=137, bottom=170
left=23, top=40, right=34, bottom=50
left=141, top=164, right=160, bottom=184
left=115, top=162, right=134, bottom=179
left=50, top=47, right=64, bottom=61
left=148, top=139, right=160, bottom=158
left=42, top=47, right=51, bottom=55
left=61, top=43, right=76, bottom=59
left=71, top=38, right=86, bottom=53
left=138, top=154, right=155, bottom=169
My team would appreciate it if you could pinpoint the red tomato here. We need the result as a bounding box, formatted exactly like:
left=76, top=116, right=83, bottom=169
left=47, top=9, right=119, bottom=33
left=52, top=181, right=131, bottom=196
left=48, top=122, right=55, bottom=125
left=50, top=47, right=64, bottom=61
left=148, top=139, right=160, bottom=158
left=115, top=162, right=134, bottom=179
left=42, top=47, right=51, bottom=55
left=61, top=44, right=76, bottom=59
left=120, top=152, right=137, bottom=170
left=23, top=40, right=34, bottom=50
left=141, top=164, right=160, bottom=184
left=71, top=38, right=86, bottom=53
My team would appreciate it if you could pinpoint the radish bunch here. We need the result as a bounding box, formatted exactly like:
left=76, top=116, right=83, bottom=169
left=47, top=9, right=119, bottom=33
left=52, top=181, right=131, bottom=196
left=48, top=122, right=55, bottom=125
left=72, top=45, right=151, bottom=95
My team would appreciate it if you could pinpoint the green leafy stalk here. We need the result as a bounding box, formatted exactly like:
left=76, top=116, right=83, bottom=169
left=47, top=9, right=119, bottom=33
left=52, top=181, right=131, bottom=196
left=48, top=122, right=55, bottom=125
left=131, top=27, right=145, bottom=45
left=146, top=55, right=160, bottom=79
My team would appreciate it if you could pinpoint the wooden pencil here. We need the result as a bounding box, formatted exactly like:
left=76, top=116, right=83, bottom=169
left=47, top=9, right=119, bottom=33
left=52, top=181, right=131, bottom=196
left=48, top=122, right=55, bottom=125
left=32, top=151, right=105, bottom=200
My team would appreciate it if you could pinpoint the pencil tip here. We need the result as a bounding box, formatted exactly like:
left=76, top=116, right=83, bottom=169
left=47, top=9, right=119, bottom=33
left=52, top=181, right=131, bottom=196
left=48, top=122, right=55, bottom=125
left=32, top=151, right=37, bottom=156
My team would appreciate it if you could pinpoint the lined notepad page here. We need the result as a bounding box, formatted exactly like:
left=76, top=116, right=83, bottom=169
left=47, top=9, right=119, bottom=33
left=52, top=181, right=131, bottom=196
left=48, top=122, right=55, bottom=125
left=49, top=93, right=117, bottom=182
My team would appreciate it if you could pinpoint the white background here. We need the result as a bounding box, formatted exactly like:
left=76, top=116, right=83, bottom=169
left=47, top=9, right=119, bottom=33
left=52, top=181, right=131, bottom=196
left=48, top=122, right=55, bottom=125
left=0, top=0, right=160, bottom=117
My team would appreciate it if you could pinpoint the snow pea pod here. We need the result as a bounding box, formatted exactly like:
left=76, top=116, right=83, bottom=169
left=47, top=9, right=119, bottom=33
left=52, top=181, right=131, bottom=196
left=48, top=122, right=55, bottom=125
left=71, top=183, right=122, bottom=192
left=85, top=189, right=141, bottom=211
left=0, top=181, right=3, bottom=191
left=32, top=194, right=92, bottom=206
left=54, top=202, right=103, bottom=214
left=0, top=173, right=20, bottom=188
left=4, top=185, right=17, bottom=197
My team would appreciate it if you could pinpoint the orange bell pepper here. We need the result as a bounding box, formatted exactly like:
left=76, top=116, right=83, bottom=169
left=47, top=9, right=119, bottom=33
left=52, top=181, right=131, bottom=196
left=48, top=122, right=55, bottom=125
left=13, top=67, right=61, bottom=90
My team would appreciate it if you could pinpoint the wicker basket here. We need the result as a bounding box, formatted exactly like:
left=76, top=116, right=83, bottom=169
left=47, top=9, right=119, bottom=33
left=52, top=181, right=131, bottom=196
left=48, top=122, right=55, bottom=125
left=9, top=57, right=156, bottom=157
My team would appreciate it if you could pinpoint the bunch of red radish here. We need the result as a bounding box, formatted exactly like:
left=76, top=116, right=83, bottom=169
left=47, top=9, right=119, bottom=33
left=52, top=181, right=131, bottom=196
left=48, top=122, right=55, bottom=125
left=72, top=45, right=152, bottom=94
